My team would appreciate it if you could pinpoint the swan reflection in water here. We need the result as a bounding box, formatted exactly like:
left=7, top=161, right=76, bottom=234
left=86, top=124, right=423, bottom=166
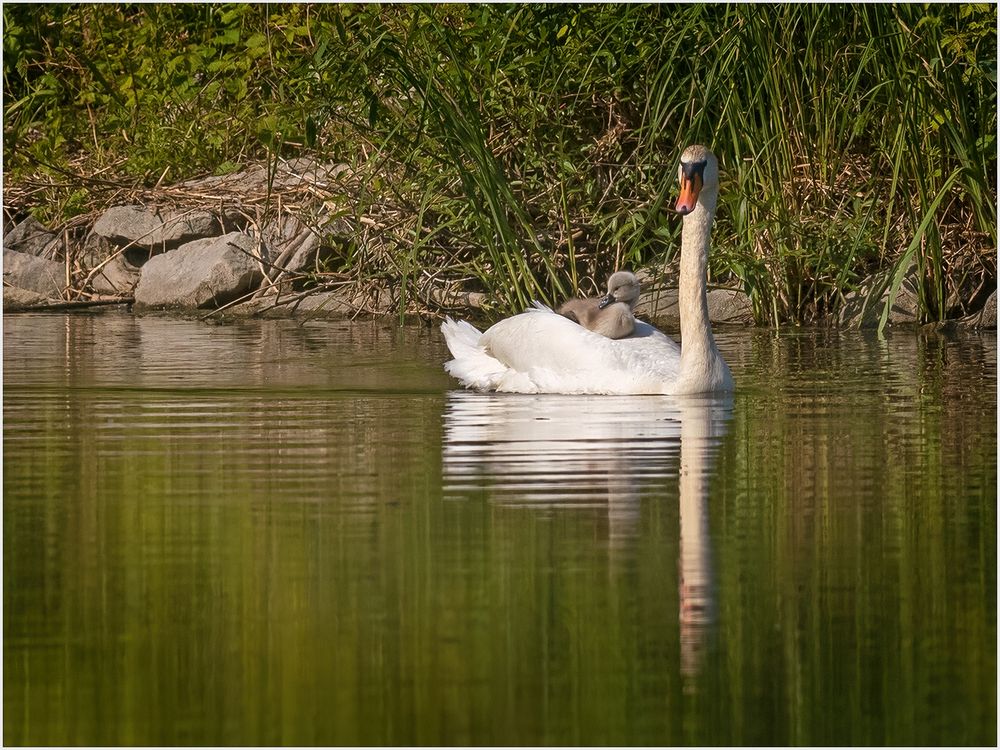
left=442, top=390, right=732, bottom=679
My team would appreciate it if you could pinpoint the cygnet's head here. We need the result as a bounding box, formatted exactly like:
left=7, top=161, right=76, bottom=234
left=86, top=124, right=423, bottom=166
left=598, top=270, right=641, bottom=309
left=675, top=145, right=719, bottom=215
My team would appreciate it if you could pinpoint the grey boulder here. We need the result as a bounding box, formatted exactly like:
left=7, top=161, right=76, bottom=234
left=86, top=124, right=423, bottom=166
left=262, top=214, right=327, bottom=276
left=3, top=285, right=51, bottom=311
left=3, top=249, right=65, bottom=297
left=4, top=217, right=61, bottom=258
left=134, top=232, right=264, bottom=310
left=706, top=288, right=755, bottom=324
left=637, top=279, right=753, bottom=327
left=93, top=205, right=219, bottom=249
left=79, top=234, right=143, bottom=294
left=840, top=271, right=921, bottom=328
left=980, top=290, right=997, bottom=328
left=962, top=289, right=996, bottom=329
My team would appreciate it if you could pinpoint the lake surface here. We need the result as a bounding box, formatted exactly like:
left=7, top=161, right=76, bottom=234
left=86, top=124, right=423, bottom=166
left=4, top=311, right=996, bottom=746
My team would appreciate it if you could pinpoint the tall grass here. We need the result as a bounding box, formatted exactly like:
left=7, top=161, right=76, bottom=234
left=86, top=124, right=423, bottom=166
left=3, top=4, right=995, bottom=324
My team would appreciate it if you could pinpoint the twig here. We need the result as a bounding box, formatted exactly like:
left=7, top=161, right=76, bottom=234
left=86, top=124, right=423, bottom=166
left=9, top=297, right=134, bottom=312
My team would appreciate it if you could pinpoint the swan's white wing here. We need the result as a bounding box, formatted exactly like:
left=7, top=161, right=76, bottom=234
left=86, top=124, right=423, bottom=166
left=476, top=310, right=682, bottom=394
left=442, top=307, right=684, bottom=395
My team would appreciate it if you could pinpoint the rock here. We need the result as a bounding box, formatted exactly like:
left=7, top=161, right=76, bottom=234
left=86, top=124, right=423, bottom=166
left=887, top=275, right=921, bottom=325
left=979, top=290, right=997, bottom=328
left=3, top=249, right=65, bottom=297
left=838, top=291, right=875, bottom=328
left=133, top=232, right=264, bottom=311
left=428, top=285, right=487, bottom=311
left=93, top=205, right=220, bottom=250
left=3, top=285, right=51, bottom=311
left=636, top=281, right=753, bottom=327
left=88, top=252, right=143, bottom=295
left=174, top=158, right=351, bottom=198
left=79, top=234, right=142, bottom=294
left=960, top=289, right=997, bottom=329
left=3, top=217, right=60, bottom=258
left=636, top=285, right=680, bottom=327
left=706, top=288, right=754, bottom=324
left=224, top=280, right=397, bottom=319
left=261, top=214, right=327, bottom=276
left=289, top=284, right=395, bottom=316
left=840, top=269, right=921, bottom=328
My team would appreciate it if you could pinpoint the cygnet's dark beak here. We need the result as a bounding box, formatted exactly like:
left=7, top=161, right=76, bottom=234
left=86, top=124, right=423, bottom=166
left=598, top=292, right=616, bottom=310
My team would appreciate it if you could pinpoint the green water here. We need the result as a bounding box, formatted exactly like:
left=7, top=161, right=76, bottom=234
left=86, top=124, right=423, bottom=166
left=4, top=312, right=996, bottom=745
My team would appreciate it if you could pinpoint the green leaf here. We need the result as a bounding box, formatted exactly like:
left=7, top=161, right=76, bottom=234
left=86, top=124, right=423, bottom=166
left=245, top=33, right=267, bottom=50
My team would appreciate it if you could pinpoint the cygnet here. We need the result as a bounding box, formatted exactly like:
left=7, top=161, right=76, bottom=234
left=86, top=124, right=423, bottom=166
left=557, top=270, right=640, bottom=339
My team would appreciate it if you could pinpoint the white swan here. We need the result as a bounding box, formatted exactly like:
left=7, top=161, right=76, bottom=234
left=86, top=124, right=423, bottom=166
left=441, top=144, right=733, bottom=395
left=558, top=270, right=640, bottom=339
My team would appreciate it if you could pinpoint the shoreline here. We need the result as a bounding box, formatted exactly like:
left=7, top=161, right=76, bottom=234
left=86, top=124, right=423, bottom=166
left=5, top=284, right=996, bottom=335
left=3, top=158, right=996, bottom=332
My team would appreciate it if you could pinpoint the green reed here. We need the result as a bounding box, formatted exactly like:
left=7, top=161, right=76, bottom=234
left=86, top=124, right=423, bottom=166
left=3, top=5, right=995, bottom=324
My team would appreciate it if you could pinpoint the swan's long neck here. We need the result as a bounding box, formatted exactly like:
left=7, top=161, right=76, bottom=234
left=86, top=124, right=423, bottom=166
left=679, top=202, right=717, bottom=361
left=676, top=197, right=730, bottom=393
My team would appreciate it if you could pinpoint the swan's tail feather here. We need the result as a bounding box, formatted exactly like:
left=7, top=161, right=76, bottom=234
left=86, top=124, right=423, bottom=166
left=441, top=316, right=482, bottom=357
left=440, top=316, right=507, bottom=390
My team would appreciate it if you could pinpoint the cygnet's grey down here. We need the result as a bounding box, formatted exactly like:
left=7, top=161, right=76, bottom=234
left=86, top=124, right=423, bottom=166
left=557, top=270, right=641, bottom=339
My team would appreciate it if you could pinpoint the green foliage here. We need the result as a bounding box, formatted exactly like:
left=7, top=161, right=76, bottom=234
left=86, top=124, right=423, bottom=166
left=3, top=4, right=996, bottom=323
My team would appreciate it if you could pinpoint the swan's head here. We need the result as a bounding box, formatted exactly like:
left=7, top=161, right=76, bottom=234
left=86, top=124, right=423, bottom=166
left=674, top=145, right=719, bottom=215
left=598, top=270, right=641, bottom=309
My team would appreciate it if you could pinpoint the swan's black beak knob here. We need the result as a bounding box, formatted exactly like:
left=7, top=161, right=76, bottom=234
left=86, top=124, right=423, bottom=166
left=597, top=292, right=615, bottom=309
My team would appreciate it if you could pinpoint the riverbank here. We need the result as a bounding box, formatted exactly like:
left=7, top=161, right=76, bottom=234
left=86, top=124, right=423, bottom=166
left=3, top=155, right=996, bottom=331
left=4, top=6, right=995, bottom=330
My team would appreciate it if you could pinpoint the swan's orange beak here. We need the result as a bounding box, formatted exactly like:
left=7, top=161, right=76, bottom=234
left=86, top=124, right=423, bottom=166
left=675, top=172, right=703, bottom=215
